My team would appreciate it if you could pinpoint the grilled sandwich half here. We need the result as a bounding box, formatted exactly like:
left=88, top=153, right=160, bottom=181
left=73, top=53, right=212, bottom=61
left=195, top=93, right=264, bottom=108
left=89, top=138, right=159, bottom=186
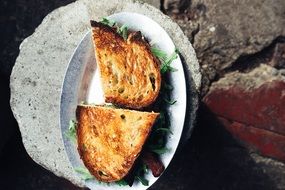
left=76, top=105, right=159, bottom=182
left=91, top=20, right=161, bottom=109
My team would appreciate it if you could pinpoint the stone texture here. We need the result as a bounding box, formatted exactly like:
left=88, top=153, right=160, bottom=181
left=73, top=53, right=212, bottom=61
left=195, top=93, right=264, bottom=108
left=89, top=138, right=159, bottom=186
left=250, top=153, right=285, bottom=190
left=163, top=0, right=285, bottom=95
left=269, top=42, right=285, bottom=69
left=151, top=103, right=285, bottom=190
left=143, top=0, right=161, bottom=9
left=219, top=117, right=285, bottom=162
left=203, top=64, right=285, bottom=161
left=10, top=0, right=200, bottom=187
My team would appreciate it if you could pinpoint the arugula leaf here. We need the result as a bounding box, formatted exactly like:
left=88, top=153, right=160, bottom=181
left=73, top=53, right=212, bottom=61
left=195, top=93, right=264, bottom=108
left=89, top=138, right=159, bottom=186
left=116, top=179, right=129, bottom=186
left=100, top=17, right=128, bottom=40
left=161, top=63, right=178, bottom=73
left=156, top=128, right=173, bottom=134
left=132, top=163, right=149, bottom=186
left=165, top=50, right=178, bottom=65
left=65, top=120, right=77, bottom=143
left=153, top=112, right=164, bottom=127
left=74, top=167, right=94, bottom=180
left=135, top=176, right=149, bottom=186
left=151, top=147, right=170, bottom=155
left=117, top=24, right=128, bottom=40
left=163, top=82, right=174, bottom=91
left=99, top=17, right=116, bottom=27
left=138, top=163, right=148, bottom=173
left=151, top=47, right=168, bottom=61
left=147, top=135, right=165, bottom=150
left=163, top=98, right=177, bottom=105
left=151, top=47, right=178, bottom=74
left=142, top=164, right=148, bottom=173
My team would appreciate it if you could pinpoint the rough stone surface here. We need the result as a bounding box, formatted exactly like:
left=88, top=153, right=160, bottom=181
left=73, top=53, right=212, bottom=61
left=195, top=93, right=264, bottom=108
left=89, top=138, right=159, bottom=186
left=203, top=64, right=285, bottom=161
left=151, top=104, right=285, bottom=190
left=143, top=0, right=161, bottom=9
left=219, top=117, right=285, bottom=162
left=250, top=153, right=285, bottom=190
left=269, top=42, right=285, bottom=69
left=163, top=0, right=285, bottom=95
left=10, top=0, right=200, bottom=187
left=207, top=64, right=285, bottom=91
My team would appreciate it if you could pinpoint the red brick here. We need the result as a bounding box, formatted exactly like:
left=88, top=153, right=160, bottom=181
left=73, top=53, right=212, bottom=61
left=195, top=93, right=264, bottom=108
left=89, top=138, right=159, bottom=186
left=218, top=117, right=285, bottom=162
left=203, top=80, right=285, bottom=135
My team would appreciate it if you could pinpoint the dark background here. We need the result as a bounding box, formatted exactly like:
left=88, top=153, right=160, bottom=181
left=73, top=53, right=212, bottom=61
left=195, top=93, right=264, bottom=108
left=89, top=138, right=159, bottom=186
left=0, top=0, right=284, bottom=190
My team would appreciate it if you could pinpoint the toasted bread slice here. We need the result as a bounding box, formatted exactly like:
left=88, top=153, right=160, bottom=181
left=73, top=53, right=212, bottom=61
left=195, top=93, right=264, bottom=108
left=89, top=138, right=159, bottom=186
left=76, top=105, right=159, bottom=182
left=91, top=20, right=161, bottom=109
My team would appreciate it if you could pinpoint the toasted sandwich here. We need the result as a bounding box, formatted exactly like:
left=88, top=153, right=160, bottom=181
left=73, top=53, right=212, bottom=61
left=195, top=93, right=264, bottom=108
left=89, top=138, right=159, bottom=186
left=76, top=105, right=159, bottom=182
left=91, top=21, right=161, bottom=109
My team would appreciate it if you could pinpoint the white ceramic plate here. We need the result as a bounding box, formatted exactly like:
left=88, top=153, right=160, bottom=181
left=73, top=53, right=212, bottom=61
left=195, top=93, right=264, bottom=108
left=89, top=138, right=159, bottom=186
left=60, top=12, right=187, bottom=190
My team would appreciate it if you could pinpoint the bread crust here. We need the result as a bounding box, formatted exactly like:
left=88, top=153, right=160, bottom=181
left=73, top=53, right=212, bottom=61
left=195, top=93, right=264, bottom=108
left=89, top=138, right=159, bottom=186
left=91, top=20, right=161, bottom=109
left=76, top=105, right=159, bottom=182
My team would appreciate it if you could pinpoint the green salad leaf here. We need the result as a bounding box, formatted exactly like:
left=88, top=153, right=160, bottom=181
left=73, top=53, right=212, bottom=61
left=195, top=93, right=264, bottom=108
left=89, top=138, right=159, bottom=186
left=65, top=120, right=77, bottom=143
left=151, top=47, right=168, bottom=61
left=163, top=98, right=177, bottom=105
left=135, top=176, right=149, bottom=186
left=150, top=147, right=170, bottom=155
left=156, top=127, right=173, bottom=134
left=161, top=64, right=178, bottom=73
left=117, top=24, right=128, bottom=40
left=74, top=167, right=94, bottom=181
left=99, top=17, right=116, bottom=27
left=99, top=17, right=128, bottom=40
left=165, top=49, right=178, bottom=65
left=116, top=179, right=129, bottom=186
left=151, top=47, right=179, bottom=73
left=163, top=82, right=174, bottom=91
left=133, top=163, right=149, bottom=186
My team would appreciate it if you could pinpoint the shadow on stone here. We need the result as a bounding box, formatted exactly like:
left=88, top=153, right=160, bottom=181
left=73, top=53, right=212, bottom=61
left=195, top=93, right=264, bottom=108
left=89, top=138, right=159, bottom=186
left=0, top=72, right=84, bottom=189
left=150, top=103, right=277, bottom=190
left=0, top=74, right=17, bottom=154
left=0, top=0, right=75, bottom=78
left=0, top=126, right=85, bottom=189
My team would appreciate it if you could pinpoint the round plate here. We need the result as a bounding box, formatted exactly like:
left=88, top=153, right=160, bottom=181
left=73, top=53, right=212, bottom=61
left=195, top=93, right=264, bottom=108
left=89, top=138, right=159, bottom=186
left=60, top=12, right=187, bottom=190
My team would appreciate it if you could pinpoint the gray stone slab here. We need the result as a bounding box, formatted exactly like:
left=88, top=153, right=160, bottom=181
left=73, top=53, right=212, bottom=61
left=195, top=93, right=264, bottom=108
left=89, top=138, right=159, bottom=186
left=163, top=0, right=285, bottom=95
left=10, top=0, right=201, bottom=187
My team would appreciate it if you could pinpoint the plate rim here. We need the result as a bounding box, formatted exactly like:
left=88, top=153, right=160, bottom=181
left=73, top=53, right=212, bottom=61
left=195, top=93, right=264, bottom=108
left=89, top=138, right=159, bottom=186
left=60, top=11, right=188, bottom=190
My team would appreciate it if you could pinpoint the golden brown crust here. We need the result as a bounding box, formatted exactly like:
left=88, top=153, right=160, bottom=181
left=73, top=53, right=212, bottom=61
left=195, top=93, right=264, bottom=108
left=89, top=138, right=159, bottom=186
left=91, top=20, right=161, bottom=109
left=76, top=105, right=159, bottom=182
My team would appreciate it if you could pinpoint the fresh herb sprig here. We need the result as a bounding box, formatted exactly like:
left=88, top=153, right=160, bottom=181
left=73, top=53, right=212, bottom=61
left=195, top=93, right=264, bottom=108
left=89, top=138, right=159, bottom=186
left=116, top=179, right=129, bottom=186
left=155, top=127, right=173, bottom=134
left=99, top=17, right=116, bottom=27
left=74, top=167, right=94, bottom=181
left=150, top=147, right=170, bottom=155
left=100, top=18, right=128, bottom=40
left=136, top=176, right=149, bottom=186
left=147, top=111, right=171, bottom=155
left=151, top=47, right=168, bottom=61
left=163, top=98, right=177, bottom=105
left=117, top=24, right=128, bottom=40
left=151, top=47, right=179, bottom=74
left=145, top=46, right=179, bottom=156
left=134, top=164, right=149, bottom=186
left=65, top=120, right=77, bottom=143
